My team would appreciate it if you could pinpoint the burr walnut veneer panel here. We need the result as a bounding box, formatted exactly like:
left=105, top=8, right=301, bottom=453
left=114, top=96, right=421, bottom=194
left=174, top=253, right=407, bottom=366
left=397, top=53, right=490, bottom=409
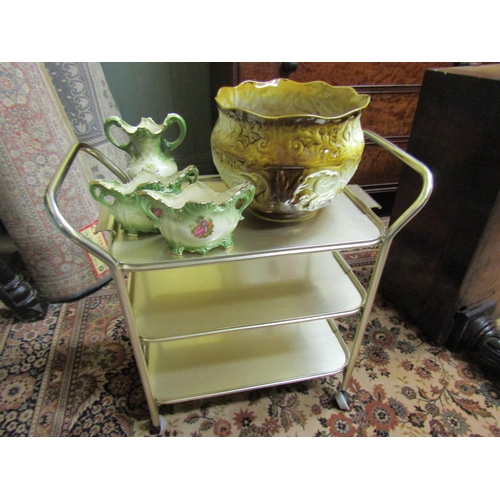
left=237, top=62, right=451, bottom=86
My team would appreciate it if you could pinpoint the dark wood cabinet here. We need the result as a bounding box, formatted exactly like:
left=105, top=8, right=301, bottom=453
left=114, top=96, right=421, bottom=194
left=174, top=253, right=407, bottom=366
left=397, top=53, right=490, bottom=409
left=379, top=64, right=500, bottom=371
left=210, top=62, right=452, bottom=193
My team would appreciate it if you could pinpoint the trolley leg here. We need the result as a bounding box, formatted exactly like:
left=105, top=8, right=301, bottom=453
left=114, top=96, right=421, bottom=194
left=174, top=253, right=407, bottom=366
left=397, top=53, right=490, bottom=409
left=338, top=237, right=394, bottom=406
left=112, top=271, right=163, bottom=432
left=340, top=304, right=372, bottom=394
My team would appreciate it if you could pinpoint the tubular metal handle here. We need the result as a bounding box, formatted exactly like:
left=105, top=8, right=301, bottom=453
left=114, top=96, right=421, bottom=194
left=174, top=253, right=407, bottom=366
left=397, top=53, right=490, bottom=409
left=363, top=129, right=433, bottom=241
left=44, top=142, right=129, bottom=269
left=341, top=129, right=434, bottom=393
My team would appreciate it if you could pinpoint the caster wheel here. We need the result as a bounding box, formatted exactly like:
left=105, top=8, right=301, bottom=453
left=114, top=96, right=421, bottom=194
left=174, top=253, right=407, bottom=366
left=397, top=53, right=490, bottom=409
left=149, top=415, right=167, bottom=435
left=149, top=422, right=161, bottom=435
left=335, top=390, right=350, bottom=410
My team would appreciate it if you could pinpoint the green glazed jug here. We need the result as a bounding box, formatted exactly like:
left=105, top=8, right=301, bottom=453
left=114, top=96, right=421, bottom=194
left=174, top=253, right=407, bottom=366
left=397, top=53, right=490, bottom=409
left=104, top=114, right=187, bottom=179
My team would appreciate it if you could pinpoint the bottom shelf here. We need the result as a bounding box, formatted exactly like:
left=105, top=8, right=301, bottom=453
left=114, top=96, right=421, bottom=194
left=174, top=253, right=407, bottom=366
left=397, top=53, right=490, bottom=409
left=147, top=319, right=349, bottom=404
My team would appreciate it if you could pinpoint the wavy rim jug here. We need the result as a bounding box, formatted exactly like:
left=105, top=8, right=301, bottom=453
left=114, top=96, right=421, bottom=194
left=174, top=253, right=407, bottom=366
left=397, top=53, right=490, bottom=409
left=105, top=114, right=187, bottom=179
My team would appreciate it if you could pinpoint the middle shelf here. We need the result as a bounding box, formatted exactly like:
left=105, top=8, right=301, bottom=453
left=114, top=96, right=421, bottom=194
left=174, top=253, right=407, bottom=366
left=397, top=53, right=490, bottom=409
left=129, top=251, right=366, bottom=342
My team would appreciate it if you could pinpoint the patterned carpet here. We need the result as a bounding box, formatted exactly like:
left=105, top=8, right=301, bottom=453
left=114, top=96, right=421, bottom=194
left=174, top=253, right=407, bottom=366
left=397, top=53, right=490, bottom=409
left=1, top=247, right=500, bottom=437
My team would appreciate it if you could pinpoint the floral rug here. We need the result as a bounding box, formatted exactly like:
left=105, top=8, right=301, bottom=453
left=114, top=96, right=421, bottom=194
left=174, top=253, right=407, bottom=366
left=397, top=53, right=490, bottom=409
left=1, top=247, right=500, bottom=437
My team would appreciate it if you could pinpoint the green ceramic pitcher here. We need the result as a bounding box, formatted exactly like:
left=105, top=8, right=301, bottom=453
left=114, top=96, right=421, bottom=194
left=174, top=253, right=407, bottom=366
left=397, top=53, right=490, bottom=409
left=105, top=114, right=187, bottom=179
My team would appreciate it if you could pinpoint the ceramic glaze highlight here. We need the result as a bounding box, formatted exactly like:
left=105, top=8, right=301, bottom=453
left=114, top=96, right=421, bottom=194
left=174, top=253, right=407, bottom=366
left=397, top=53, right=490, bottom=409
left=211, top=79, right=370, bottom=222
left=138, top=181, right=255, bottom=255
left=105, top=114, right=187, bottom=179
left=89, top=165, right=198, bottom=236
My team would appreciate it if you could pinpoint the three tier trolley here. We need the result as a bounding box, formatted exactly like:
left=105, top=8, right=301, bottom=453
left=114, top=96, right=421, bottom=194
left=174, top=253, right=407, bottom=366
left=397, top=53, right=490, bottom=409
left=45, top=130, right=433, bottom=434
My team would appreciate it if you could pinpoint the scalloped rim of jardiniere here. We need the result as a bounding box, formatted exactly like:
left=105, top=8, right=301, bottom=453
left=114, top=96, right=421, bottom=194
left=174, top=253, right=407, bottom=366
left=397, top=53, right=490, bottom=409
left=215, top=78, right=370, bottom=121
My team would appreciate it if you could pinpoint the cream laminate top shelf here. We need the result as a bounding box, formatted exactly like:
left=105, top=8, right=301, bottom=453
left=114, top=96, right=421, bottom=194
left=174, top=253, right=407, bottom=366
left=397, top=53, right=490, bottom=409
left=105, top=182, right=385, bottom=272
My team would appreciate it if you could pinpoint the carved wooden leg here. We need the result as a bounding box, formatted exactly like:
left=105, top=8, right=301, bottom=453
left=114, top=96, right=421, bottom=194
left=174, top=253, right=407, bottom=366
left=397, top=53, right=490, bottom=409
left=0, top=256, right=48, bottom=321
left=450, top=300, right=500, bottom=375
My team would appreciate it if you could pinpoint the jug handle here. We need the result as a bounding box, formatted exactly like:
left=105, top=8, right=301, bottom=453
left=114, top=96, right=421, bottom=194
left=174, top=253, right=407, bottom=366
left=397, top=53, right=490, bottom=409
left=180, top=164, right=199, bottom=185
left=138, top=194, right=162, bottom=222
left=89, top=183, right=115, bottom=209
left=234, top=182, right=256, bottom=217
left=104, top=117, right=136, bottom=158
left=161, top=114, right=187, bottom=153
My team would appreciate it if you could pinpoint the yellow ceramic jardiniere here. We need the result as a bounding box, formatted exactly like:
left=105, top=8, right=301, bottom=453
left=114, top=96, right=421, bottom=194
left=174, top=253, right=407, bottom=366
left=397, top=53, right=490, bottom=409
left=211, top=79, right=370, bottom=222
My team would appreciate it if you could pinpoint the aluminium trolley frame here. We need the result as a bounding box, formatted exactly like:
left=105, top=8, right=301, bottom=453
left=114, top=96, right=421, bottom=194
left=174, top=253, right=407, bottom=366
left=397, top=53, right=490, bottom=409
left=45, top=130, right=433, bottom=434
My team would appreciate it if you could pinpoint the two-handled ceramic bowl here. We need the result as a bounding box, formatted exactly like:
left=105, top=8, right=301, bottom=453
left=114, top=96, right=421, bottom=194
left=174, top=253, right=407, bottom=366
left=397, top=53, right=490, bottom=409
left=138, top=181, right=255, bottom=255
left=89, top=165, right=199, bottom=235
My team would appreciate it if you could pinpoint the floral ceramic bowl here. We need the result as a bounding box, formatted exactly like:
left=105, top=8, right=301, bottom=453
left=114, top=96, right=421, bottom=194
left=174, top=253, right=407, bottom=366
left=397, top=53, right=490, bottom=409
left=137, top=181, right=255, bottom=255
left=211, top=78, right=370, bottom=222
left=89, top=165, right=198, bottom=235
